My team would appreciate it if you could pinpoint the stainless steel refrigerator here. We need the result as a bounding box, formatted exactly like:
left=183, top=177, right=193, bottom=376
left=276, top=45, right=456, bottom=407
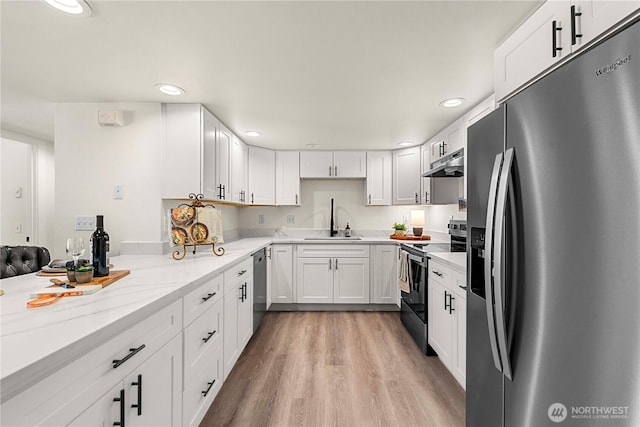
left=466, top=19, right=639, bottom=427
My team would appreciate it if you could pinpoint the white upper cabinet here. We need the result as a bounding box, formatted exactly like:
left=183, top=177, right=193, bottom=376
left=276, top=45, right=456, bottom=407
left=333, top=151, right=366, bottom=178
left=495, top=0, right=639, bottom=101
left=215, top=123, right=232, bottom=202
left=163, top=104, right=216, bottom=200
left=420, top=144, right=431, bottom=205
left=299, top=151, right=366, bottom=178
left=392, top=146, right=421, bottom=205
left=463, top=94, right=496, bottom=128
left=230, top=135, right=248, bottom=204
left=248, top=146, right=276, bottom=205
left=429, top=132, right=446, bottom=163
left=275, top=151, right=301, bottom=206
left=366, top=151, right=392, bottom=206
left=430, top=118, right=465, bottom=163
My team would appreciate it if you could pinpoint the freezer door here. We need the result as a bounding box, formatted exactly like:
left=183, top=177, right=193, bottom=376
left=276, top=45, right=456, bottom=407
left=503, top=21, right=640, bottom=426
left=466, top=106, right=507, bottom=427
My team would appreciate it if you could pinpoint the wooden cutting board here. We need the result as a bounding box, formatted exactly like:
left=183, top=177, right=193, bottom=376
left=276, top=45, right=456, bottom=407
left=81, top=270, right=130, bottom=288
left=389, top=234, right=432, bottom=240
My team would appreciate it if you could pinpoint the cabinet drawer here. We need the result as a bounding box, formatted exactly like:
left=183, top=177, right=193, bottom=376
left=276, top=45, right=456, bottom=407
left=224, top=258, right=252, bottom=294
left=184, top=298, right=223, bottom=373
left=297, top=244, right=369, bottom=258
left=183, top=343, right=223, bottom=427
left=184, top=274, right=223, bottom=326
left=451, top=268, right=467, bottom=298
left=429, top=260, right=449, bottom=284
left=2, top=300, right=182, bottom=425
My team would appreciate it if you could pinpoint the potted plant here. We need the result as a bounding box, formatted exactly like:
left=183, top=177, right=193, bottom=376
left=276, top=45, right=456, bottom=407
left=392, top=222, right=407, bottom=237
left=74, top=266, right=94, bottom=284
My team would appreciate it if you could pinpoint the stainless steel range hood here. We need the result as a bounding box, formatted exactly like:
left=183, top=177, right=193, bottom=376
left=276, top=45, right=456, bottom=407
left=422, top=148, right=464, bottom=178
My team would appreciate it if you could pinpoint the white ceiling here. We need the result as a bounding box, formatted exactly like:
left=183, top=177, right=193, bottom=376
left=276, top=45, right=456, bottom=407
left=1, top=0, right=540, bottom=150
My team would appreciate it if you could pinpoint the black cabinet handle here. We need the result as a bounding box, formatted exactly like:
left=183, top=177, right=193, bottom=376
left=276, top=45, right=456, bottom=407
left=368, top=194, right=372, bottom=205
left=552, top=20, right=563, bottom=58
left=203, top=330, right=217, bottom=343
left=432, top=270, right=443, bottom=277
left=238, top=269, right=247, bottom=276
left=201, top=292, right=217, bottom=302
left=415, top=193, right=419, bottom=204
left=112, top=344, right=146, bottom=369
left=251, top=193, right=254, bottom=204
left=131, top=374, right=142, bottom=416
left=202, top=379, right=216, bottom=397
left=444, top=290, right=449, bottom=310
left=113, top=389, right=125, bottom=426
left=449, top=295, right=456, bottom=314
left=571, top=5, right=583, bottom=46
left=243, top=283, right=247, bottom=300
left=217, top=184, right=223, bottom=200
left=295, top=194, right=298, bottom=204
left=329, top=165, right=332, bottom=176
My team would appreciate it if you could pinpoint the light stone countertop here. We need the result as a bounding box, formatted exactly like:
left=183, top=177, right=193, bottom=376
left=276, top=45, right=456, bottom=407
left=0, top=235, right=455, bottom=402
left=428, top=252, right=467, bottom=272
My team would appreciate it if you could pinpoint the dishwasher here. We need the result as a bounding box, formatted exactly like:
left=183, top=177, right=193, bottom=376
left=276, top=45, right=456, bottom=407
left=252, top=248, right=267, bottom=332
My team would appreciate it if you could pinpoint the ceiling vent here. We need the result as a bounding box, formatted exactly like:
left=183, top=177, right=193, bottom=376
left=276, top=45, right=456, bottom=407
left=97, top=110, right=124, bottom=127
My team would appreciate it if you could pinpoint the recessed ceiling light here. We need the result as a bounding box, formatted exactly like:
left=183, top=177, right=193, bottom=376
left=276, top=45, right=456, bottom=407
left=245, top=131, right=261, bottom=137
left=155, top=83, right=185, bottom=96
left=439, top=98, right=465, bottom=108
left=42, top=0, right=92, bottom=16
left=398, top=141, right=413, bottom=146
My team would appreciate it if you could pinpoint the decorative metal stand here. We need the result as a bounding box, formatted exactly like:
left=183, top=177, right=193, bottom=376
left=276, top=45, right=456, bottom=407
left=171, top=193, right=225, bottom=260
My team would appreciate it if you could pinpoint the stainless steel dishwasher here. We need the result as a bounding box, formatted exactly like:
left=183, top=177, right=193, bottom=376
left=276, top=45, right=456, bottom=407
left=252, top=248, right=267, bottom=332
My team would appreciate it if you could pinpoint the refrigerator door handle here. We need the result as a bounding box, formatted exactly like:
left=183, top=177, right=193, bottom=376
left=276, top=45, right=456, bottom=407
left=484, top=152, right=504, bottom=374
left=493, top=147, right=515, bottom=380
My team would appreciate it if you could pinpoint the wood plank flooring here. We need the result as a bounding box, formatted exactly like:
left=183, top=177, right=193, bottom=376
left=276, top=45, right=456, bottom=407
left=202, top=311, right=465, bottom=427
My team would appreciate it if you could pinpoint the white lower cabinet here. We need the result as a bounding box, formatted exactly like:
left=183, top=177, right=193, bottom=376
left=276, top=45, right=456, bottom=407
left=371, top=245, right=399, bottom=305
left=296, top=245, right=370, bottom=304
left=270, top=244, right=295, bottom=303
left=428, top=259, right=467, bottom=389
left=223, top=259, right=253, bottom=379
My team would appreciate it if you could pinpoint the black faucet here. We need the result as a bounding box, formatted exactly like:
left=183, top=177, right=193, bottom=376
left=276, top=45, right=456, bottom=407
left=330, top=198, right=338, bottom=237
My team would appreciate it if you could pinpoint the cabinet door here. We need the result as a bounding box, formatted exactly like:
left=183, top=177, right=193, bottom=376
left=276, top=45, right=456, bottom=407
left=333, top=151, right=366, bottom=178
left=392, top=147, right=421, bottom=205
left=271, top=245, right=294, bottom=303
left=162, top=104, right=202, bottom=198
left=572, top=1, right=640, bottom=51
left=126, top=334, right=182, bottom=427
left=453, top=294, right=467, bottom=389
left=463, top=94, right=496, bottom=128
left=371, top=245, right=399, bottom=304
left=223, top=289, right=240, bottom=379
left=275, top=151, right=300, bottom=205
left=428, top=280, right=454, bottom=369
left=494, top=0, right=570, bottom=101
left=68, top=382, right=123, bottom=426
left=366, top=151, right=392, bottom=206
left=201, top=107, right=218, bottom=200
left=430, top=133, right=447, bottom=162
left=297, top=258, right=333, bottom=303
left=333, top=257, right=369, bottom=304
left=248, top=146, right=276, bottom=205
left=445, top=118, right=465, bottom=155
left=299, top=151, right=333, bottom=178
left=216, top=124, right=232, bottom=201
left=420, top=144, right=431, bottom=205
left=231, top=135, right=248, bottom=204
left=238, top=276, right=253, bottom=351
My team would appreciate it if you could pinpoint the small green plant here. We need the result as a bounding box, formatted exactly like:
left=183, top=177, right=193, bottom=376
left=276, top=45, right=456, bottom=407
left=392, top=222, right=407, bottom=231
left=76, top=266, right=93, bottom=272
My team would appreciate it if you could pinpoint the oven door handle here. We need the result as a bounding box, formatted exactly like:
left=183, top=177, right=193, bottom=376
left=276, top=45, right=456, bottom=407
left=407, top=253, right=424, bottom=264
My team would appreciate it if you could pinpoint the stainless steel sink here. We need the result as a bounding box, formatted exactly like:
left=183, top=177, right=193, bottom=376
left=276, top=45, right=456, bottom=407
left=303, top=237, right=362, bottom=241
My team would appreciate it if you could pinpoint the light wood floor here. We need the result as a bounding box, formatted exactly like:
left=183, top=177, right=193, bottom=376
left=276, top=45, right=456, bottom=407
left=202, top=311, right=465, bottom=427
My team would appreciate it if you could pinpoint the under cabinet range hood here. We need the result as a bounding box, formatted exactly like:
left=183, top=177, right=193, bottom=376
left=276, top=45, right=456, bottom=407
left=422, top=148, right=464, bottom=178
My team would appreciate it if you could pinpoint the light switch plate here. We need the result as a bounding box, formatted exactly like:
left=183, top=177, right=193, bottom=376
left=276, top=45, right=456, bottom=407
left=287, top=215, right=295, bottom=224
left=75, top=216, right=96, bottom=231
left=258, top=214, right=265, bottom=225
left=113, top=185, right=124, bottom=200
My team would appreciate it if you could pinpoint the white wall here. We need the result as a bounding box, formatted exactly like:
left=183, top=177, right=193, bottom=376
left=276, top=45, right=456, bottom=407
left=237, top=179, right=464, bottom=235
left=54, top=103, right=166, bottom=258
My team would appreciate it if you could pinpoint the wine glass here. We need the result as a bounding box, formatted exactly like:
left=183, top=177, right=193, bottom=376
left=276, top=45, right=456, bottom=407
left=66, top=237, right=85, bottom=268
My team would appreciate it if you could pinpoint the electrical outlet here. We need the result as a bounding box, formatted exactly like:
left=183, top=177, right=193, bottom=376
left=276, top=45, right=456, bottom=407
left=113, top=185, right=124, bottom=200
left=75, top=216, right=96, bottom=231
left=14, top=224, right=22, bottom=233
left=287, top=215, right=295, bottom=224
left=258, top=214, right=265, bottom=225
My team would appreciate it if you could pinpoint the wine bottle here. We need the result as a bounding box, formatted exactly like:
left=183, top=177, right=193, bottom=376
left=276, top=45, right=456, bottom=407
left=91, top=215, right=110, bottom=277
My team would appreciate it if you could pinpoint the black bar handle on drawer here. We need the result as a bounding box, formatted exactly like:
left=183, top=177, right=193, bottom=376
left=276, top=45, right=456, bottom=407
left=238, top=269, right=247, bottom=276
left=202, top=292, right=217, bottom=302
left=112, top=344, right=146, bottom=369
left=131, top=374, right=142, bottom=416
left=552, top=20, right=563, bottom=58
left=203, top=330, right=217, bottom=343
left=113, top=389, right=125, bottom=426
left=432, top=269, right=443, bottom=277
left=202, top=379, right=216, bottom=397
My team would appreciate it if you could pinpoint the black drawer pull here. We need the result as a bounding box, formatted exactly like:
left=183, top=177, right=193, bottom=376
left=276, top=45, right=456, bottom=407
left=112, top=344, right=146, bottom=369
left=202, top=330, right=217, bottom=343
left=238, top=269, right=247, bottom=276
left=131, top=374, right=142, bottom=416
left=202, top=379, right=216, bottom=397
left=113, top=389, right=125, bottom=426
left=201, top=292, right=217, bottom=302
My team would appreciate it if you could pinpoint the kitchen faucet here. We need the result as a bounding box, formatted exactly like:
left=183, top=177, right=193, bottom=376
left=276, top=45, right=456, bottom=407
left=330, top=198, right=338, bottom=237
